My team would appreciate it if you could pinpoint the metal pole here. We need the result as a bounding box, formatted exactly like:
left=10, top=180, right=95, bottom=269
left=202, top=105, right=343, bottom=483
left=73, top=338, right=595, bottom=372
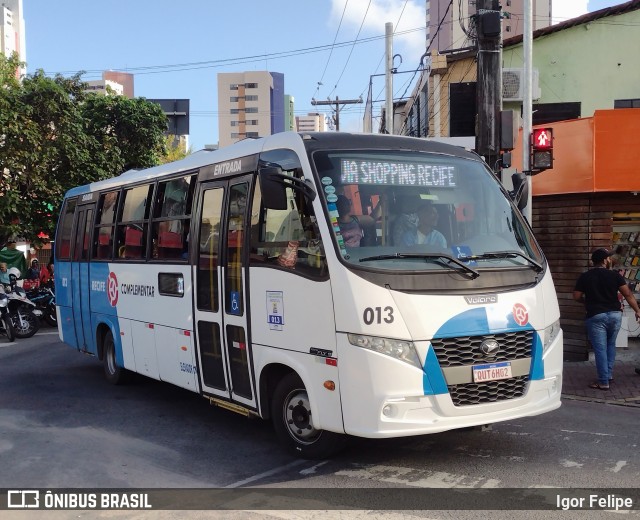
left=385, top=22, right=393, bottom=134
left=523, top=0, right=533, bottom=221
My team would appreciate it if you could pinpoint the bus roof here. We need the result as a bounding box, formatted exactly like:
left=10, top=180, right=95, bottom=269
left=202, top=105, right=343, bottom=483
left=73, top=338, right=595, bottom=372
left=63, top=132, right=483, bottom=199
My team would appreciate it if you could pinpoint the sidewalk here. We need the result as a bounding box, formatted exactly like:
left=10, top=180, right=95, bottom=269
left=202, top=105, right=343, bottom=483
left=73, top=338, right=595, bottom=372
left=561, top=345, right=640, bottom=407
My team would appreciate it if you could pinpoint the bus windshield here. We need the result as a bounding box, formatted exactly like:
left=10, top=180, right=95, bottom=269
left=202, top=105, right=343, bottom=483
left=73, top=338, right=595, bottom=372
left=312, top=149, right=543, bottom=272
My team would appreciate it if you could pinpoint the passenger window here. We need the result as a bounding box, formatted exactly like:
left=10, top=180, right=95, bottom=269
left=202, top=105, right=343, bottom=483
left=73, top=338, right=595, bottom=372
left=250, top=149, right=326, bottom=278
left=94, top=191, right=119, bottom=260
left=57, top=198, right=77, bottom=260
left=151, top=174, right=195, bottom=261
left=115, top=184, right=152, bottom=260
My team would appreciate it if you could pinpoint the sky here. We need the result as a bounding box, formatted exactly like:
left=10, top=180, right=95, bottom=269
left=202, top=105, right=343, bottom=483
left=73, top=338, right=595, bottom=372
left=22, top=0, right=623, bottom=151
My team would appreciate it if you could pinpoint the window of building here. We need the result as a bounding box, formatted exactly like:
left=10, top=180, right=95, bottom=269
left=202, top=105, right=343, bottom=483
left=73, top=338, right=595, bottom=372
left=151, top=175, right=196, bottom=261
left=245, top=83, right=258, bottom=88
left=614, top=99, right=640, bottom=109
left=250, top=149, right=326, bottom=278
left=231, top=108, right=242, bottom=114
left=230, top=96, right=240, bottom=102
left=245, top=95, right=258, bottom=101
left=114, top=184, right=153, bottom=260
left=94, top=190, right=120, bottom=260
left=245, top=107, right=258, bottom=113
left=532, top=102, right=581, bottom=124
left=230, top=84, right=239, bottom=90
left=246, top=132, right=259, bottom=138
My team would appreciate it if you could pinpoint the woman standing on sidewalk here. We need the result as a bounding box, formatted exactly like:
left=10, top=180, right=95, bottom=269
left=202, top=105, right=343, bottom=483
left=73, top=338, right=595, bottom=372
left=573, top=248, right=640, bottom=390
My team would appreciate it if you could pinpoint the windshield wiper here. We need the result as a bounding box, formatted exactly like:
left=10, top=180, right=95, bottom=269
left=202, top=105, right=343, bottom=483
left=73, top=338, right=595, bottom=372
left=359, top=253, right=479, bottom=279
left=462, top=251, right=543, bottom=272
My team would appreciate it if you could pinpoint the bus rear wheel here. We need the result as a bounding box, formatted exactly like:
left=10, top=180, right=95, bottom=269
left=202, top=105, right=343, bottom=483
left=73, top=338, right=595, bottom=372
left=103, top=330, right=130, bottom=385
left=271, top=373, right=346, bottom=459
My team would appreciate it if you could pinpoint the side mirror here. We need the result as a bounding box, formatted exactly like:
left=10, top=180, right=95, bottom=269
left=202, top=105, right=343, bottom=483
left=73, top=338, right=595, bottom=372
left=258, top=166, right=288, bottom=210
left=509, top=172, right=529, bottom=212
left=258, top=164, right=317, bottom=210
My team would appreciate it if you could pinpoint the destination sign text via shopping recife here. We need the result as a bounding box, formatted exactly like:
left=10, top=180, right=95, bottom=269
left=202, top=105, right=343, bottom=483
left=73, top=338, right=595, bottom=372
left=341, top=159, right=456, bottom=187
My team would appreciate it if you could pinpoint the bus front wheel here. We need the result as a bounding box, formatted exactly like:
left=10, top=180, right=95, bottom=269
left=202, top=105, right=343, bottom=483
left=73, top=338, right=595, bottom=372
left=271, top=373, right=346, bottom=459
left=103, top=330, right=130, bottom=385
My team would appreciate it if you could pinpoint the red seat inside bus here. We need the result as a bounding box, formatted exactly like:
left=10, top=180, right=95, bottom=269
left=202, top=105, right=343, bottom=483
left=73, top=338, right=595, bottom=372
left=158, top=231, right=182, bottom=259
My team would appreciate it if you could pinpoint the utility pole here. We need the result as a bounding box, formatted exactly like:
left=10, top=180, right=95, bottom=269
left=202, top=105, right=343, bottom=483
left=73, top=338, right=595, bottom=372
left=522, top=0, right=533, bottom=221
left=475, top=0, right=502, bottom=176
left=311, top=97, right=362, bottom=131
left=385, top=22, right=394, bottom=134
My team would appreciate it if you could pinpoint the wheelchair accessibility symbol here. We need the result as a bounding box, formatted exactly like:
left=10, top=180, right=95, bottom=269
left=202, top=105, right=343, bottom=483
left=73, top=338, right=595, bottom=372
left=230, top=291, right=241, bottom=315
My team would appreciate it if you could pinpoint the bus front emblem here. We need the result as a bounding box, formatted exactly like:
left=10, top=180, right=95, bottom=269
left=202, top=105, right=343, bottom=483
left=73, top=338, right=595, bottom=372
left=480, top=339, right=499, bottom=357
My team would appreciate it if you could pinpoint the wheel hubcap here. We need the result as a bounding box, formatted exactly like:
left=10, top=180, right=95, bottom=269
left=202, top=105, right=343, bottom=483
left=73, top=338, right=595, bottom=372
left=284, top=390, right=321, bottom=444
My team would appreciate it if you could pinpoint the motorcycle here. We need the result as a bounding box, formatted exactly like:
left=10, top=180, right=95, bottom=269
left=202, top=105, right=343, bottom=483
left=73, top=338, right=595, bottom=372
left=26, top=284, right=56, bottom=327
left=0, top=285, right=15, bottom=342
left=6, top=268, right=41, bottom=339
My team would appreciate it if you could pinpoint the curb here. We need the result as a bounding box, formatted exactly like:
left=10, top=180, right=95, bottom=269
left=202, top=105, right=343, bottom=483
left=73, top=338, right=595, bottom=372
left=561, top=393, right=640, bottom=408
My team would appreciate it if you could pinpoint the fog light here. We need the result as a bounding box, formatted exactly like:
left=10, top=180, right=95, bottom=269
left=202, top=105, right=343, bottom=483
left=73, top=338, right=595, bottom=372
left=382, top=404, right=394, bottom=417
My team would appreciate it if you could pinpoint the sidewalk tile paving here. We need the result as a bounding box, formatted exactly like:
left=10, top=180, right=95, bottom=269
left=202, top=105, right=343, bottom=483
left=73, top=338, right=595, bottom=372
left=561, top=346, right=640, bottom=407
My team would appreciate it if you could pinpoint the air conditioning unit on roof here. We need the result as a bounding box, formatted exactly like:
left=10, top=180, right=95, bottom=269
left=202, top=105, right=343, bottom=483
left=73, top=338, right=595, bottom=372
left=502, top=68, right=541, bottom=102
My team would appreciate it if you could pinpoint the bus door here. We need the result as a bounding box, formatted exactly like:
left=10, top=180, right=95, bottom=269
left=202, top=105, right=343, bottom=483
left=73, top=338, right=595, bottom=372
left=70, top=203, right=95, bottom=352
left=194, top=177, right=257, bottom=409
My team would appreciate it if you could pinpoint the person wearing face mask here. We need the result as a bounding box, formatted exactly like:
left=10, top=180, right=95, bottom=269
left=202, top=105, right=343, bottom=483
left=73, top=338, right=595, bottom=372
left=392, top=195, right=421, bottom=247
left=573, top=248, right=640, bottom=390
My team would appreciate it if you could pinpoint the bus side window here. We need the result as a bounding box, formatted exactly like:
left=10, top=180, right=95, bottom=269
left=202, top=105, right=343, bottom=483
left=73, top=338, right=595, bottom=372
left=115, top=184, right=152, bottom=260
left=56, top=198, right=77, bottom=260
left=94, top=190, right=119, bottom=260
left=151, top=174, right=196, bottom=260
left=250, top=149, right=326, bottom=277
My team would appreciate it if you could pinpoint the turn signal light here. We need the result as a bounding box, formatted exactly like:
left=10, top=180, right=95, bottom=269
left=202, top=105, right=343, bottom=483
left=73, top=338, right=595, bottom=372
left=324, top=380, right=335, bottom=391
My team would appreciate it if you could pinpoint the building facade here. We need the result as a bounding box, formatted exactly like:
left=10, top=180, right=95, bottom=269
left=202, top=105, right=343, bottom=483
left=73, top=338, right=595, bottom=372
left=217, top=71, right=285, bottom=148
left=427, top=0, right=551, bottom=53
left=103, top=71, right=134, bottom=98
left=0, top=0, right=26, bottom=77
left=85, top=79, right=124, bottom=96
left=296, top=113, right=326, bottom=132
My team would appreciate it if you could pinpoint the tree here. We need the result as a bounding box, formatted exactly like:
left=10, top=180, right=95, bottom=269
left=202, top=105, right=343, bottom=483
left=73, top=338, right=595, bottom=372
left=0, top=54, right=168, bottom=246
left=160, top=135, right=192, bottom=164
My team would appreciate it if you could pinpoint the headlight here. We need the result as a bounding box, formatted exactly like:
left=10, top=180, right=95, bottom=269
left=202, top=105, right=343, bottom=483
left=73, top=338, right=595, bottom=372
left=0, top=295, right=7, bottom=308
left=347, top=333, right=422, bottom=369
left=543, top=319, right=561, bottom=352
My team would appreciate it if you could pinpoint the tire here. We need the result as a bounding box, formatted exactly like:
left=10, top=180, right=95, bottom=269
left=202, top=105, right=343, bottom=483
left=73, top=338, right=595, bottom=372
left=3, top=314, right=15, bottom=342
left=271, top=372, right=346, bottom=459
left=103, top=330, right=130, bottom=385
left=10, top=310, right=40, bottom=338
left=44, top=302, right=57, bottom=327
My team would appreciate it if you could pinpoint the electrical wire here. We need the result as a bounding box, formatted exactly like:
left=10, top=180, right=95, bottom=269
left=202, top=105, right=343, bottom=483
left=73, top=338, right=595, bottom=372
left=328, top=0, right=372, bottom=98
left=314, top=0, right=350, bottom=100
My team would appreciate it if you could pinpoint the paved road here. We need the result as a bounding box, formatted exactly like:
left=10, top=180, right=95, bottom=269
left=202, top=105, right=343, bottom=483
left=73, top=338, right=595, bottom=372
left=1, top=333, right=639, bottom=519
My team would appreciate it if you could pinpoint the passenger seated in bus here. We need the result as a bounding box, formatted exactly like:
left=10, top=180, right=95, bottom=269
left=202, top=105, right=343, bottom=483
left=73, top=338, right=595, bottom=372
left=336, top=195, right=363, bottom=247
left=392, top=195, right=421, bottom=246
left=415, top=201, right=447, bottom=248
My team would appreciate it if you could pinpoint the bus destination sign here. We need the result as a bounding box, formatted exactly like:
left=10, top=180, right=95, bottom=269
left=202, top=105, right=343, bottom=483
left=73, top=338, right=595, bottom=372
left=340, top=159, right=456, bottom=188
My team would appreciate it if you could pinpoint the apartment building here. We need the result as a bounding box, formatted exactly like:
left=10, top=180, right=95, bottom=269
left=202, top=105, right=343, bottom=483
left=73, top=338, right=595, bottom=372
left=296, top=113, right=326, bottom=132
left=217, top=71, right=285, bottom=148
left=0, top=0, right=26, bottom=77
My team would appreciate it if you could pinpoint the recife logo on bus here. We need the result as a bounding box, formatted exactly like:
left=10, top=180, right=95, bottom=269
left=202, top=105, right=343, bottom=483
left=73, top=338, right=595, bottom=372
left=512, top=303, right=529, bottom=326
left=107, top=272, right=119, bottom=307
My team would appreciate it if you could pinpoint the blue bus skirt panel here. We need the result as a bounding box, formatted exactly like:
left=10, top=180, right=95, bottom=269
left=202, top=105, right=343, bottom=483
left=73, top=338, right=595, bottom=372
left=422, top=307, right=544, bottom=396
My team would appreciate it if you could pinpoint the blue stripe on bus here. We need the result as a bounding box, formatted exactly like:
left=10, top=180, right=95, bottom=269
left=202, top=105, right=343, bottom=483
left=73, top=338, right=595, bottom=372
left=423, top=307, right=544, bottom=395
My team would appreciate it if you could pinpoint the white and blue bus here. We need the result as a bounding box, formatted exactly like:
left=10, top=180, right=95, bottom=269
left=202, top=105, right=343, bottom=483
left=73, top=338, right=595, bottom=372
left=55, top=132, right=562, bottom=458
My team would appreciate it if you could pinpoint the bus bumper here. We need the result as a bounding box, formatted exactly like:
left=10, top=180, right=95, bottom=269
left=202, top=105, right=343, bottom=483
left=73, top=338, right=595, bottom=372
left=338, top=332, right=563, bottom=439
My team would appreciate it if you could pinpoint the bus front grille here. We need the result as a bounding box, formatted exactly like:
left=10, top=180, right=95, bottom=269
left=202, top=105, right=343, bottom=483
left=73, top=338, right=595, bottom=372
left=448, top=375, right=529, bottom=406
left=431, top=331, right=533, bottom=367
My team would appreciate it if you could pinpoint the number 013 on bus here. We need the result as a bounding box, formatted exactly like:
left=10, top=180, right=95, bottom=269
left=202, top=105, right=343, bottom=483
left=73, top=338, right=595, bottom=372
left=54, top=132, right=562, bottom=459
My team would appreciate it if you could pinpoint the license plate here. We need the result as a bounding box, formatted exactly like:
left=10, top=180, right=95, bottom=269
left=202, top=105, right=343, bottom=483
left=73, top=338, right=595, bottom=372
left=472, top=361, right=512, bottom=383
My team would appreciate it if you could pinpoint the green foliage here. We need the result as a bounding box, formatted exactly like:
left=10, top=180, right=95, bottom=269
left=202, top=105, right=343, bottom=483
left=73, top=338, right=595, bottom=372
left=160, top=135, right=192, bottom=164
left=0, top=54, right=168, bottom=246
